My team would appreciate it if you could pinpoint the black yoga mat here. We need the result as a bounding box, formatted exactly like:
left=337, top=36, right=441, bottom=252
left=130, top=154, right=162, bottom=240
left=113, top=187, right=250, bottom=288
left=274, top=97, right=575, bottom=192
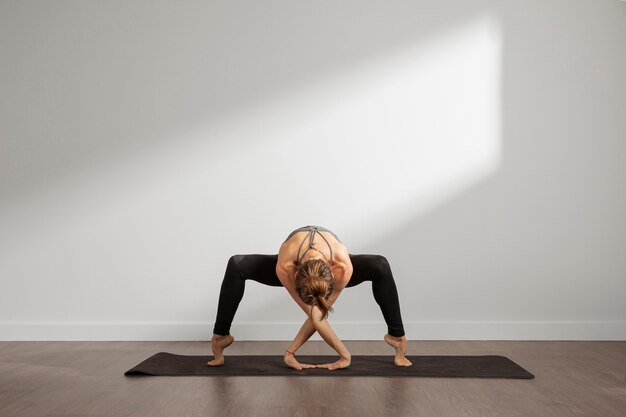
left=124, top=352, right=534, bottom=379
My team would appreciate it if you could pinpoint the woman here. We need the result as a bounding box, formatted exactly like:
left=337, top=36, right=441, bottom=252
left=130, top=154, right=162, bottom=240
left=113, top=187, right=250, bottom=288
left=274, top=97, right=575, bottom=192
left=207, top=225, right=412, bottom=370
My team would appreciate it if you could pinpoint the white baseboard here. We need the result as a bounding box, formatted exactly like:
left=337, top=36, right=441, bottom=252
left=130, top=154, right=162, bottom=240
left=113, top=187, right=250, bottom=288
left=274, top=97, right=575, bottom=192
left=1, top=320, right=625, bottom=341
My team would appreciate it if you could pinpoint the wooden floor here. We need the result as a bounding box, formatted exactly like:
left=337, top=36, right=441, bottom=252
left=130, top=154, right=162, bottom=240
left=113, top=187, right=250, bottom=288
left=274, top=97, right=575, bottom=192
left=0, top=340, right=625, bottom=417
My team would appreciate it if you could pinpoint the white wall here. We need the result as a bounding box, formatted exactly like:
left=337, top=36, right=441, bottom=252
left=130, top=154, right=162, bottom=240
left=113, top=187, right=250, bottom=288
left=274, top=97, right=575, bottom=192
left=1, top=0, right=624, bottom=341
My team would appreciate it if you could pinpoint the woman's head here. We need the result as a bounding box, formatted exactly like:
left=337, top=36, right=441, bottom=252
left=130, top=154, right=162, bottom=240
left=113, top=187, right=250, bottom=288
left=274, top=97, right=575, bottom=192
left=295, top=258, right=335, bottom=320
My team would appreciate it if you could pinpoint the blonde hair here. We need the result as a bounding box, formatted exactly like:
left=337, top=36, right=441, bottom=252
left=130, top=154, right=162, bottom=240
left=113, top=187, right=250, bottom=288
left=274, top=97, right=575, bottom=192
left=295, top=258, right=334, bottom=320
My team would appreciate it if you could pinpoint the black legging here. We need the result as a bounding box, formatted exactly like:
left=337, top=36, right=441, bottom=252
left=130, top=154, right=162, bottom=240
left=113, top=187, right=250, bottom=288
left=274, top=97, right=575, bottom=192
left=212, top=254, right=406, bottom=337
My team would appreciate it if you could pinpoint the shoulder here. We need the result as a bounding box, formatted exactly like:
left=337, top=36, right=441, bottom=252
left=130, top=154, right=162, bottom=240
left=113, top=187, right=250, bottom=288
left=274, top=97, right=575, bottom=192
left=331, top=245, right=353, bottom=285
left=278, top=237, right=297, bottom=262
left=332, top=243, right=351, bottom=266
left=276, top=242, right=297, bottom=279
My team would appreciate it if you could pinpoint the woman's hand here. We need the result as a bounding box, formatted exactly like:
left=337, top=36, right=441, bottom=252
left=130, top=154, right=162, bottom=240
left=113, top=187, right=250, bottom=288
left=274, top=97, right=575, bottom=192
left=284, top=352, right=317, bottom=371
left=316, top=355, right=351, bottom=370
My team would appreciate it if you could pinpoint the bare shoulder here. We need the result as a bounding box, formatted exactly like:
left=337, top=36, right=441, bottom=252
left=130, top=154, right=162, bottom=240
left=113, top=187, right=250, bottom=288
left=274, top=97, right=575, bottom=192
left=277, top=237, right=297, bottom=264
left=332, top=243, right=352, bottom=268
left=276, top=241, right=297, bottom=279
left=331, top=243, right=353, bottom=286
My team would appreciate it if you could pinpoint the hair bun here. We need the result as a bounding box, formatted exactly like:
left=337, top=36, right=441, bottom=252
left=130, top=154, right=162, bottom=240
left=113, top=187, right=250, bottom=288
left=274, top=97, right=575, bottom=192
left=294, top=259, right=335, bottom=320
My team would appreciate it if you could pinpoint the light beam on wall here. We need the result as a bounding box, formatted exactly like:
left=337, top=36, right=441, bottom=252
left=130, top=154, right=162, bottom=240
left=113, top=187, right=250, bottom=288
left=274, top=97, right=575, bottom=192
left=0, top=12, right=502, bottom=337
left=198, top=12, right=503, bottom=250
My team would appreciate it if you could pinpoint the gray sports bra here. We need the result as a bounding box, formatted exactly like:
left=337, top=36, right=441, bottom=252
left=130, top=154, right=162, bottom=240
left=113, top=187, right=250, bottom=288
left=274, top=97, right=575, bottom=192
left=283, top=225, right=341, bottom=265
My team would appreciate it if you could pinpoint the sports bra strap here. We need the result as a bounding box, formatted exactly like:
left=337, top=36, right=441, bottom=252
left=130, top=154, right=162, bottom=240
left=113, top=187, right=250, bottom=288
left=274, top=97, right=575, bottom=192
left=295, top=226, right=333, bottom=264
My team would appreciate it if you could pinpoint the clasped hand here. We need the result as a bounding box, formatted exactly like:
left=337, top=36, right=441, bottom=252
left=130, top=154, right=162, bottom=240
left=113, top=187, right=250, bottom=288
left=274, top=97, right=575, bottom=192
left=283, top=352, right=351, bottom=371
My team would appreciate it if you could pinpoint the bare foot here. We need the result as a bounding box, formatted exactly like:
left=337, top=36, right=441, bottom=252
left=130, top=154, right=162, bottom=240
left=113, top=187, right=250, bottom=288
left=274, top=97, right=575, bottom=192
left=207, top=334, right=234, bottom=366
left=384, top=334, right=413, bottom=367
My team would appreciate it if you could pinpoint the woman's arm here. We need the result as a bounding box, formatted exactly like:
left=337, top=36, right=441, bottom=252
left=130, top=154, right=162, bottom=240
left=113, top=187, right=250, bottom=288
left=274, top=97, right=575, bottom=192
left=284, top=285, right=346, bottom=355
left=309, top=305, right=351, bottom=370
left=276, top=263, right=315, bottom=315
left=312, top=260, right=353, bottom=369
left=283, top=313, right=351, bottom=370
left=281, top=261, right=352, bottom=351
left=276, top=259, right=353, bottom=369
left=283, top=318, right=316, bottom=369
left=276, top=262, right=318, bottom=370
left=280, top=263, right=353, bottom=369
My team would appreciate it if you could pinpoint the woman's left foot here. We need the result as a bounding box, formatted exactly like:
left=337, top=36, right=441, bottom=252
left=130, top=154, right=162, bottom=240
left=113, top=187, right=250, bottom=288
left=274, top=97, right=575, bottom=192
left=207, top=334, right=234, bottom=366
left=384, top=334, right=413, bottom=367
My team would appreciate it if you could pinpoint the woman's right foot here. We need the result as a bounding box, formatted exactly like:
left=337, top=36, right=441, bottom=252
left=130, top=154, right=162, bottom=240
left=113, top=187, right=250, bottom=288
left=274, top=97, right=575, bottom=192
left=384, top=334, right=413, bottom=367
left=207, top=334, right=234, bottom=366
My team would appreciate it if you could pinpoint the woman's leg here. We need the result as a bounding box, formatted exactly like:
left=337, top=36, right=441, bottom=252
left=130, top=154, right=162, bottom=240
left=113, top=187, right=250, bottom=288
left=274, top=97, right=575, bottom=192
left=347, top=254, right=411, bottom=366
left=347, top=254, right=406, bottom=337
left=213, top=254, right=281, bottom=336
left=208, top=254, right=281, bottom=366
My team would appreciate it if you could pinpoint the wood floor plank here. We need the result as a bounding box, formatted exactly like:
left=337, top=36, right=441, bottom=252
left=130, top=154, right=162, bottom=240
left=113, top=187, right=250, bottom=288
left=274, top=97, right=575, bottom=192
left=0, top=341, right=624, bottom=417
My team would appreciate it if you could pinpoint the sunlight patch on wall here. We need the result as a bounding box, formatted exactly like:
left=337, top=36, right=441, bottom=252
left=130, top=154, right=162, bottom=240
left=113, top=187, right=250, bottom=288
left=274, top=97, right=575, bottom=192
left=201, top=12, right=504, bottom=249
left=0, top=12, right=502, bottom=325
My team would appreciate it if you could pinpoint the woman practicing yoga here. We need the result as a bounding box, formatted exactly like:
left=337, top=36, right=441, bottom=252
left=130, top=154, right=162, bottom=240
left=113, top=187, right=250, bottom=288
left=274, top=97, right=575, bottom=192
left=207, top=225, right=412, bottom=370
